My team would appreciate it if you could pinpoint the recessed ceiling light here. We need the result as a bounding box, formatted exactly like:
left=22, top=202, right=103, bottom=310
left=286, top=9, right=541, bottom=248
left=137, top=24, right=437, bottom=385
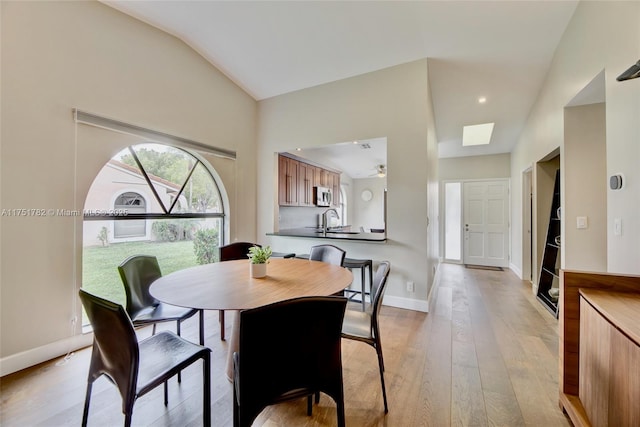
left=463, top=123, right=494, bottom=146
left=478, top=96, right=487, bottom=104
left=296, top=148, right=302, bottom=151
left=353, top=140, right=359, bottom=144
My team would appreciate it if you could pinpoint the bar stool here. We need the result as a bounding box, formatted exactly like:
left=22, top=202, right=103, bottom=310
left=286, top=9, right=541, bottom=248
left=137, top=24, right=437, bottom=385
left=297, top=253, right=372, bottom=311
left=343, top=258, right=373, bottom=311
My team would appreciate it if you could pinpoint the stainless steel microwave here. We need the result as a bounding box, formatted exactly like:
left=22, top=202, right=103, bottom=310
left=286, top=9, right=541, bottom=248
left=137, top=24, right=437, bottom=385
left=314, top=186, right=332, bottom=206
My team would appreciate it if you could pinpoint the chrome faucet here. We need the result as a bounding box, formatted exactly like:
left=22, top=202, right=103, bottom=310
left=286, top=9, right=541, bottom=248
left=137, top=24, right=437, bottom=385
left=321, top=208, right=339, bottom=234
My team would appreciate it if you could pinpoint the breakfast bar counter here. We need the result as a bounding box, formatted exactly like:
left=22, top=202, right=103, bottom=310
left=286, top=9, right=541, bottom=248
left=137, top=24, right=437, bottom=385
left=267, top=227, right=386, bottom=242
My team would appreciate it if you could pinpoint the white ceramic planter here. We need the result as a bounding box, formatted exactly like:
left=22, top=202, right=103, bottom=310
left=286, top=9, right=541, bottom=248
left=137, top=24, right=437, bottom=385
left=250, top=262, right=267, bottom=278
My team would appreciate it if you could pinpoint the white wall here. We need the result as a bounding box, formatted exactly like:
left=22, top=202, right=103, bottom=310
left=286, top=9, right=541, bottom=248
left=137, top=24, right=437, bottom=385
left=257, top=59, right=439, bottom=310
left=439, top=153, right=511, bottom=181
left=510, top=1, right=640, bottom=276
left=564, top=103, right=607, bottom=271
left=351, top=178, right=387, bottom=231
left=1, top=1, right=257, bottom=373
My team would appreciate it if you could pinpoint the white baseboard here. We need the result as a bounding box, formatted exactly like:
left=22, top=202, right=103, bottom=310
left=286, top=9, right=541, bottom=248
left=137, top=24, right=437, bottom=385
left=381, top=263, right=440, bottom=313
left=0, top=333, right=93, bottom=377
left=510, top=262, right=523, bottom=279
left=382, top=295, right=429, bottom=312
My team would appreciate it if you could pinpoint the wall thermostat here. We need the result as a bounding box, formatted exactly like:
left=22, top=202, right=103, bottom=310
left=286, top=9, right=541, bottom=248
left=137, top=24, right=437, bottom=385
left=610, top=174, right=624, bottom=190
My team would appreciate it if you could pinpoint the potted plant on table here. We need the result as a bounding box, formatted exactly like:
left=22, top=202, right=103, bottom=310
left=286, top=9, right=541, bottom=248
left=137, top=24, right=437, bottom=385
left=247, top=245, right=272, bottom=278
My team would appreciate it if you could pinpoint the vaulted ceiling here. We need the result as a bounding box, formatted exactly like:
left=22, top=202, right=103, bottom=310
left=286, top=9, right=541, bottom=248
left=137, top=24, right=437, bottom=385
left=104, top=1, right=578, bottom=159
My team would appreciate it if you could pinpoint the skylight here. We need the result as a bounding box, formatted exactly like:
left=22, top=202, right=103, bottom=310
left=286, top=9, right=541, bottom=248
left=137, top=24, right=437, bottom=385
left=462, top=123, right=495, bottom=146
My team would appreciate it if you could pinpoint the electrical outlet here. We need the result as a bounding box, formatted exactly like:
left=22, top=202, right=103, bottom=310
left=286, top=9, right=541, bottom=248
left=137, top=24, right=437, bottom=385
left=406, top=281, right=415, bottom=292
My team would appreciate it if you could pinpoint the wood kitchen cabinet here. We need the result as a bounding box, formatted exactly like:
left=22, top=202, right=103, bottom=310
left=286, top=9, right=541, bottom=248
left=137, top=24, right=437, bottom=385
left=330, top=172, right=340, bottom=207
left=278, top=153, right=340, bottom=207
left=318, top=169, right=331, bottom=187
left=278, top=155, right=299, bottom=206
left=318, top=169, right=341, bottom=206
left=298, top=161, right=317, bottom=207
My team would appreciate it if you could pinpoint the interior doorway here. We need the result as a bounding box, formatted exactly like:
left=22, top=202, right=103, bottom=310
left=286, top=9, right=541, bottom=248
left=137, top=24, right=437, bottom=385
left=463, top=179, right=510, bottom=268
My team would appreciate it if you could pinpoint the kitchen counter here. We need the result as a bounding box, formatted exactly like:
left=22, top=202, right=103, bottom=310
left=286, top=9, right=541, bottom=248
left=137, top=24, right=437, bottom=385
left=267, top=227, right=386, bottom=242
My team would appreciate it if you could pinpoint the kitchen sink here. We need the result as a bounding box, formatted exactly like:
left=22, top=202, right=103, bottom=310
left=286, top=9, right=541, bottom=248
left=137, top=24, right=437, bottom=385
left=305, top=226, right=359, bottom=234
left=325, top=230, right=360, bottom=235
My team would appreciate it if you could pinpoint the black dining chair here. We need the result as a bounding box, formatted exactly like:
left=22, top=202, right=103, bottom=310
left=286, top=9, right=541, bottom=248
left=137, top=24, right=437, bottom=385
left=233, top=296, right=348, bottom=427
left=309, top=244, right=348, bottom=300
left=218, top=242, right=261, bottom=340
left=118, top=255, right=204, bottom=347
left=220, top=241, right=259, bottom=262
left=309, top=244, right=346, bottom=267
left=341, top=260, right=391, bottom=413
left=78, top=289, right=211, bottom=427
left=308, top=244, right=348, bottom=406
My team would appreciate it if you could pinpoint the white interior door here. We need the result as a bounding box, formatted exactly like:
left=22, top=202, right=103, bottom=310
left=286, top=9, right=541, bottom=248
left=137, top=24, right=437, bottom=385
left=463, top=180, right=510, bottom=267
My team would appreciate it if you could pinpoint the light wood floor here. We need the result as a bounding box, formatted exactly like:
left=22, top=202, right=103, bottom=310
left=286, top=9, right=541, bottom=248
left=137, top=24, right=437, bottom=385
left=1, top=263, right=571, bottom=426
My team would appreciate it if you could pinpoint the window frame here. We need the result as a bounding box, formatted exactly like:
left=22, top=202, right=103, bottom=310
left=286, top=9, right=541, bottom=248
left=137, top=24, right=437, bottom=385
left=83, top=144, right=227, bottom=245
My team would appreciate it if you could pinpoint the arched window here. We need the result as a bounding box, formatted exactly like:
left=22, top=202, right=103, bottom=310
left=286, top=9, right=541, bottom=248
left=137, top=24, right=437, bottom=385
left=340, top=184, right=348, bottom=226
left=82, top=143, right=227, bottom=315
left=113, top=192, right=146, bottom=238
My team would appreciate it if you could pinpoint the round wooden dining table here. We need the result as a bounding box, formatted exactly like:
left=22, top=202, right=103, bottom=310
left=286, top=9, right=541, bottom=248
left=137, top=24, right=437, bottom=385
left=149, top=257, right=353, bottom=379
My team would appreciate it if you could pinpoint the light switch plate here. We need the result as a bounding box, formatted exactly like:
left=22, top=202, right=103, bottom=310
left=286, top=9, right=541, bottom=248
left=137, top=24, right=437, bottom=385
left=577, top=216, right=588, bottom=229
left=614, top=218, right=622, bottom=236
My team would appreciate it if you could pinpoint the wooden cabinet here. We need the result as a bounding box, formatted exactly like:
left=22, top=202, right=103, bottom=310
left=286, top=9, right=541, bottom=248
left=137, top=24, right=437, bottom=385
left=318, top=169, right=331, bottom=187
left=579, top=296, right=611, bottom=426
left=559, top=271, right=640, bottom=427
left=579, top=290, right=640, bottom=427
left=297, top=162, right=317, bottom=207
left=278, top=154, right=340, bottom=207
left=317, top=169, right=341, bottom=206
left=278, top=155, right=299, bottom=206
left=330, top=171, right=340, bottom=207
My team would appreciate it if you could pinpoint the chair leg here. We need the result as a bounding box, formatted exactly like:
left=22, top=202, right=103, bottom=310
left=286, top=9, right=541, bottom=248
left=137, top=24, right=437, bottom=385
left=336, top=397, right=346, bottom=427
left=219, top=310, right=226, bottom=340
left=176, top=320, right=182, bottom=383
left=81, top=381, right=93, bottom=427
left=233, top=380, right=240, bottom=427
left=307, top=395, right=313, bottom=415
left=199, top=309, right=205, bottom=345
left=375, top=344, right=388, bottom=413
left=152, top=323, right=157, bottom=335
left=203, top=353, right=211, bottom=427
left=164, top=381, right=168, bottom=406
left=315, top=391, right=320, bottom=403
left=124, top=411, right=133, bottom=427
left=374, top=329, right=385, bottom=372
left=360, top=266, right=366, bottom=311
left=368, top=263, right=373, bottom=305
